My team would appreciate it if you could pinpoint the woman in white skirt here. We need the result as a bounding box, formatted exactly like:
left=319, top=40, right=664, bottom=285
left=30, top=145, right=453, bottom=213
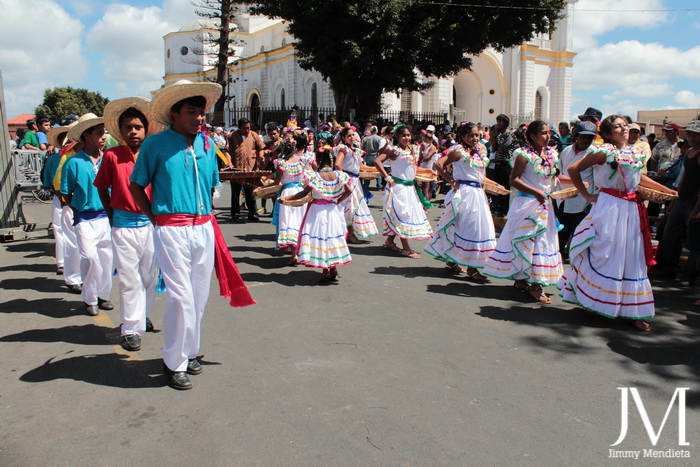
left=425, top=122, right=496, bottom=282
left=559, top=115, right=676, bottom=331
left=279, top=147, right=353, bottom=283
left=270, top=133, right=307, bottom=265
left=484, top=120, right=566, bottom=303
left=334, top=127, right=379, bottom=243
left=374, top=124, right=433, bottom=258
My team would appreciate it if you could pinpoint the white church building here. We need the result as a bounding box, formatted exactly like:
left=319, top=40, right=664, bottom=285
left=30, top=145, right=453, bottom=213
left=162, top=1, right=577, bottom=128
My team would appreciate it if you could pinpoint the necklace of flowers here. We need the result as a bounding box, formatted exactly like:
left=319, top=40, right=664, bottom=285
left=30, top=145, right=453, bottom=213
left=524, top=145, right=559, bottom=177
left=395, top=144, right=418, bottom=164
left=454, top=143, right=488, bottom=168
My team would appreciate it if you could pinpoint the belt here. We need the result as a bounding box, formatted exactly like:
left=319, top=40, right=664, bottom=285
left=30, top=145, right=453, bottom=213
left=155, top=214, right=211, bottom=226
left=343, top=170, right=359, bottom=178
left=455, top=179, right=483, bottom=188
left=73, top=209, right=107, bottom=225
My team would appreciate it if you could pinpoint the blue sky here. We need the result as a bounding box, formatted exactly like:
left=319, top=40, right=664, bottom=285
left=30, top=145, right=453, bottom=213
left=1, top=0, right=699, bottom=121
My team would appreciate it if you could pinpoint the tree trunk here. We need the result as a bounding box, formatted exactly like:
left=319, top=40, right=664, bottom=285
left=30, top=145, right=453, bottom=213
left=213, top=0, right=232, bottom=126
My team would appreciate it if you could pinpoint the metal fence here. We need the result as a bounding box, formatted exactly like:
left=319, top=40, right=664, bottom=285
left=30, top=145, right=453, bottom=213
left=12, top=150, right=47, bottom=189
left=370, top=110, right=448, bottom=126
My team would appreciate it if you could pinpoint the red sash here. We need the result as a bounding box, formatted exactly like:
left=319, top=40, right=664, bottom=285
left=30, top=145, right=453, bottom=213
left=155, top=213, right=211, bottom=226
left=599, top=188, right=656, bottom=267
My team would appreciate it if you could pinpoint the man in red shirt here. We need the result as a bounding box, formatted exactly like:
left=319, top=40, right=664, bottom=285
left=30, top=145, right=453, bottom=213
left=94, top=97, right=160, bottom=351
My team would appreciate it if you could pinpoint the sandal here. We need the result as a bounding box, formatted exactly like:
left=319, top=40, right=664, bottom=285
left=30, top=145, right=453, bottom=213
left=400, top=249, right=421, bottom=259
left=445, top=263, right=466, bottom=273
left=513, top=280, right=529, bottom=292
left=347, top=237, right=369, bottom=244
left=633, top=319, right=651, bottom=332
left=383, top=241, right=400, bottom=252
left=287, top=257, right=298, bottom=266
left=329, top=266, right=339, bottom=282
left=318, top=273, right=332, bottom=284
left=466, top=268, right=490, bottom=283
left=528, top=285, right=551, bottom=304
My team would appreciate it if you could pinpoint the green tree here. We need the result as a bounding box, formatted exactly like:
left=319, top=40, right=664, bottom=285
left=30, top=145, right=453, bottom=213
left=247, top=0, right=566, bottom=118
left=192, top=0, right=239, bottom=126
left=34, top=86, right=109, bottom=123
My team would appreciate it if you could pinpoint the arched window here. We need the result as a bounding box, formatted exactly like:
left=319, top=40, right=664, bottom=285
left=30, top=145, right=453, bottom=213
left=535, top=91, right=543, bottom=121
left=311, top=83, right=318, bottom=108
left=280, top=88, right=286, bottom=108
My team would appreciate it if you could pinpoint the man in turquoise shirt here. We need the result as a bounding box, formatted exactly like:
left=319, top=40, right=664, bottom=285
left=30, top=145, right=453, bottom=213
left=60, top=113, right=114, bottom=316
left=130, top=80, right=222, bottom=390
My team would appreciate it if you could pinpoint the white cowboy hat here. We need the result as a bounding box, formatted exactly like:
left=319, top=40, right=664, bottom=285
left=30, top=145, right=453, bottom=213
left=150, top=80, right=222, bottom=125
left=103, top=97, right=162, bottom=144
left=47, top=124, right=71, bottom=148
left=66, top=113, right=105, bottom=142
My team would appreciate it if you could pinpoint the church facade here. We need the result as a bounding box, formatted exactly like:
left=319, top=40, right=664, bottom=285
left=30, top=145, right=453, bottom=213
left=163, top=2, right=576, bottom=127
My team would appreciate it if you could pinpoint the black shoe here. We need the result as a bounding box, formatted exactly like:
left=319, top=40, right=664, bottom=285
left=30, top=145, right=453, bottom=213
left=187, top=358, right=202, bottom=375
left=145, top=317, right=154, bottom=333
left=57, top=267, right=64, bottom=275
left=163, top=364, right=193, bottom=390
left=247, top=216, right=260, bottom=222
left=66, top=283, right=82, bottom=294
left=85, top=303, right=98, bottom=316
left=231, top=214, right=241, bottom=223
left=122, top=334, right=141, bottom=351
left=98, top=298, right=114, bottom=310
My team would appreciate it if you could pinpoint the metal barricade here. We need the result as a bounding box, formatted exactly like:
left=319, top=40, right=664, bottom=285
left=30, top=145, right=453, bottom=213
left=11, top=149, right=47, bottom=189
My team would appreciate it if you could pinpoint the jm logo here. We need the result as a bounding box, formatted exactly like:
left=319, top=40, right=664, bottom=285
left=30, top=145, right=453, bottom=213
left=611, top=387, right=690, bottom=446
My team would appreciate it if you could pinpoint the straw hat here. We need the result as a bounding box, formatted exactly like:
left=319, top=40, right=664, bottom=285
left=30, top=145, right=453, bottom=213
left=66, top=113, right=105, bottom=142
left=103, top=97, right=162, bottom=144
left=47, top=125, right=70, bottom=148
left=150, top=80, right=222, bottom=125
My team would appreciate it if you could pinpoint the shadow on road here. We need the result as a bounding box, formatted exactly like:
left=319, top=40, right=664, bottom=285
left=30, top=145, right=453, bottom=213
left=20, top=352, right=166, bottom=389
left=0, top=263, right=56, bottom=274
left=1, top=323, right=116, bottom=346
left=242, top=269, right=336, bottom=287
left=370, top=265, right=452, bottom=279
left=0, top=298, right=84, bottom=318
left=1, top=277, right=66, bottom=294
left=3, top=240, right=52, bottom=258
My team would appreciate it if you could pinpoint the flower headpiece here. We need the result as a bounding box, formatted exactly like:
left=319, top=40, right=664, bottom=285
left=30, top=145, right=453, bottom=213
left=393, top=123, right=406, bottom=133
left=317, top=144, right=332, bottom=153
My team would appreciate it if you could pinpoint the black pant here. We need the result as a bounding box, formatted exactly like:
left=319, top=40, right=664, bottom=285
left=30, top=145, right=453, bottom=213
left=491, top=161, right=512, bottom=215
left=555, top=201, right=587, bottom=257
left=231, top=181, right=256, bottom=218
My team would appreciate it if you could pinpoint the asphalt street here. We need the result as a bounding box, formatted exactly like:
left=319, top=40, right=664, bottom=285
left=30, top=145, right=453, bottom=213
left=1, top=185, right=698, bottom=466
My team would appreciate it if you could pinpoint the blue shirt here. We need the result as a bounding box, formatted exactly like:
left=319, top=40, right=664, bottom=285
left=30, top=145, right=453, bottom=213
left=130, top=129, right=220, bottom=215
left=42, top=152, right=62, bottom=188
left=37, top=132, right=49, bottom=146
left=60, top=150, right=105, bottom=212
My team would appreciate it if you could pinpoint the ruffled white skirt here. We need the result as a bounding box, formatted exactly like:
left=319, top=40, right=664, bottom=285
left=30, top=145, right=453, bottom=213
left=424, top=184, right=496, bottom=268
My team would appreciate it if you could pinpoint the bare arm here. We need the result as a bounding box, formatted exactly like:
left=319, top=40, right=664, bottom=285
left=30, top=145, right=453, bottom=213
left=568, top=152, right=607, bottom=203
left=334, top=147, right=346, bottom=171
left=97, top=188, right=113, bottom=226
left=337, top=185, right=353, bottom=204
left=638, top=173, right=677, bottom=194
left=129, top=182, right=155, bottom=225
left=278, top=185, right=311, bottom=202
left=374, top=151, right=394, bottom=186
left=434, top=150, right=463, bottom=190
left=509, top=154, right=547, bottom=204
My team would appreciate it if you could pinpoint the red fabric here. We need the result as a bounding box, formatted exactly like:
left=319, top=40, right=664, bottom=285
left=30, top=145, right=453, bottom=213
left=93, top=145, right=151, bottom=213
left=600, top=188, right=656, bottom=267
left=155, top=214, right=211, bottom=226
left=211, top=216, right=256, bottom=308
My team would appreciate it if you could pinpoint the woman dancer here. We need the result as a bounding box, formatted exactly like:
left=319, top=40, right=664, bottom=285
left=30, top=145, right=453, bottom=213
left=374, top=124, right=434, bottom=258
left=425, top=122, right=496, bottom=282
left=279, top=147, right=353, bottom=283
left=484, top=120, right=566, bottom=303
left=418, top=132, right=439, bottom=202
left=334, top=127, right=379, bottom=243
left=270, top=133, right=307, bottom=265
left=559, top=115, right=676, bottom=331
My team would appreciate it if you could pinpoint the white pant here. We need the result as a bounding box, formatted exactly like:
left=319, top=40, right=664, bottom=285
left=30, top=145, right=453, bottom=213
left=75, top=216, right=113, bottom=305
left=112, top=225, right=158, bottom=336
left=60, top=206, right=81, bottom=286
left=51, top=196, right=65, bottom=268
left=154, top=222, right=215, bottom=373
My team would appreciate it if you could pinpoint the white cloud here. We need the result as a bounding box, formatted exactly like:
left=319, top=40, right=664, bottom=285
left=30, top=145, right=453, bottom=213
left=602, top=83, right=673, bottom=101
left=574, top=40, right=700, bottom=90
left=572, top=0, right=668, bottom=49
left=86, top=1, right=198, bottom=98
left=0, top=0, right=88, bottom=117
left=673, top=90, right=700, bottom=108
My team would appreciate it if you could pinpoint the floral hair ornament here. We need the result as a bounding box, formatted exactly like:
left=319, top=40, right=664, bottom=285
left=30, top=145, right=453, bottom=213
left=318, top=144, right=332, bottom=153
left=393, top=123, right=407, bottom=133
